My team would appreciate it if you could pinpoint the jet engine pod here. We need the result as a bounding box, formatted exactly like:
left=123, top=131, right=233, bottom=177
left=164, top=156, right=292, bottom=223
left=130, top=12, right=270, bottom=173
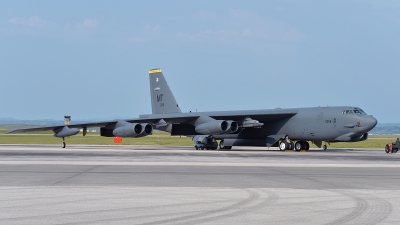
left=112, top=123, right=153, bottom=137
left=137, top=123, right=153, bottom=137
left=195, top=120, right=231, bottom=135
left=54, top=126, right=80, bottom=137
left=223, top=120, right=239, bottom=134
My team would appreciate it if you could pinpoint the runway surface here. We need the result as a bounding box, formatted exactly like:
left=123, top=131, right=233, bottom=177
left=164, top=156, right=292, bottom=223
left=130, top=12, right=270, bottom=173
left=0, top=145, right=399, bottom=224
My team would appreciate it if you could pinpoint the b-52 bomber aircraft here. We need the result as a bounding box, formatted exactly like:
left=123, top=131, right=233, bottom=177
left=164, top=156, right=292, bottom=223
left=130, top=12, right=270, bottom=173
left=7, top=68, right=377, bottom=151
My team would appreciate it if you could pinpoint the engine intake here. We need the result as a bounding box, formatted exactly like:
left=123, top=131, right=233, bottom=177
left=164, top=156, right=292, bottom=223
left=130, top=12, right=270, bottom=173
left=222, top=120, right=239, bottom=134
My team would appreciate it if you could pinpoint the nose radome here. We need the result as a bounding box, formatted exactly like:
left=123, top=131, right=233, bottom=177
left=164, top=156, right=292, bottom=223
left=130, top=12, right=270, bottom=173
left=361, top=116, right=378, bottom=131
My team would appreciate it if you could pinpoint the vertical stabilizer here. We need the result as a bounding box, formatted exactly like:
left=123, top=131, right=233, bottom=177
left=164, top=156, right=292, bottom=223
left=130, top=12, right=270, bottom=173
left=149, top=68, right=182, bottom=114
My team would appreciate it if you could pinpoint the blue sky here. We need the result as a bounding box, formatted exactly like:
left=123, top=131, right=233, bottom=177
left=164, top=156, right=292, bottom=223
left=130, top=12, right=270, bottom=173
left=0, top=0, right=399, bottom=123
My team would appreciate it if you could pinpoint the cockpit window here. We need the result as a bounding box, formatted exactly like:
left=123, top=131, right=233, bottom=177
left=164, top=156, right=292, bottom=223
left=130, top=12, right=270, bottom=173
left=354, top=108, right=367, bottom=115
left=342, top=108, right=367, bottom=115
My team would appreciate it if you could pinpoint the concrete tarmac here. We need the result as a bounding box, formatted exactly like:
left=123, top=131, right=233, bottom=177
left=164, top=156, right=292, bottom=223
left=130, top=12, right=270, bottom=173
left=0, top=145, right=399, bottom=224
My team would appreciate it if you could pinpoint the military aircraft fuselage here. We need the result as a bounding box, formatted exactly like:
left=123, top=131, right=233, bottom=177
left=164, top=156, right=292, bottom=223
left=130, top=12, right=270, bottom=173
left=149, top=106, right=377, bottom=147
left=275, top=106, right=376, bottom=142
left=7, top=68, right=377, bottom=150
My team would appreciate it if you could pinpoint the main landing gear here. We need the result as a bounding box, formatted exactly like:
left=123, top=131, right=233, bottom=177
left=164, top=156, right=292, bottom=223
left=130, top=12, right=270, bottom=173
left=294, top=141, right=309, bottom=151
left=279, top=136, right=310, bottom=151
left=279, top=136, right=294, bottom=151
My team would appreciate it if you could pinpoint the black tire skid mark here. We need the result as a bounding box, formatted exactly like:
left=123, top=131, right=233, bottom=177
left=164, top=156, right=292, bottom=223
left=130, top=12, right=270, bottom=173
left=326, top=190, right=392, bottom=225
left=0, top=188, right=170, bottom=210
left=37, top=189, right=260, bottom=225
left=179, top=188, right=279, bottom=225
left=0, top=195, right=227, bottom=224
left=135, top=189, right=260, bottom=225
left=325, top=191, right=367, bottom=225
left=350, top=192, right=392, bottom=225
left=266, top=168, right=392, bottom=225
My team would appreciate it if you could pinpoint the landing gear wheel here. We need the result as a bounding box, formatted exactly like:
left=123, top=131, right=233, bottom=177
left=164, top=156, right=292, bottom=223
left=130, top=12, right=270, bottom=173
left=62, top=137, right=66, bottom=148
left=323, top=145, right=327, bottom=151
left=201, top=147, right=204, bottom=150
left=295, top=142, right=302, bottom=151
left=279, top=141, right=287, bottom=151
left=305, top=142, right=310, bottom=150
left=219, top=140, right=225, bottom=149
left=289, top=143, right=294, bottom=150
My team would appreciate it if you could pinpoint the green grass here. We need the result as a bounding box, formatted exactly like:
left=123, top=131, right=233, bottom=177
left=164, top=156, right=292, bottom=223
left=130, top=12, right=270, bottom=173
left=0, top=129, right=394, bottom=148
left=313, top=137, right=393, bottom=149
left=0, top=130, right=193, bottom=146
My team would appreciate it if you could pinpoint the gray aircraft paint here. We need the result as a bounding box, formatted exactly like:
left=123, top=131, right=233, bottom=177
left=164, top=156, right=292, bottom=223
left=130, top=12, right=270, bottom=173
left=7, top=68, right=378, bottom=149
left=149, top=68, right=181, bottom=114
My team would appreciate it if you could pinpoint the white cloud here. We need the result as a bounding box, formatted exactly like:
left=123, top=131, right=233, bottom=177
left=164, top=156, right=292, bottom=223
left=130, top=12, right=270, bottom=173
left=5, top=16, right=101, bottom=38
left=283, top=28, right=305, bottom=42
left=144, top=24, right=161, bottom=33
left=82, top=19, right=98, bottom=29
left=76, top=19, right=99, bottom=29
left=125, top=24, right=162, bottom=43
left=179, top=9, right=305, bottom=43
left=241, top=28, right=253, bottom=37
left=8, top=16, right=54, bottom=28
left=126, top=9, right=305, bottom=47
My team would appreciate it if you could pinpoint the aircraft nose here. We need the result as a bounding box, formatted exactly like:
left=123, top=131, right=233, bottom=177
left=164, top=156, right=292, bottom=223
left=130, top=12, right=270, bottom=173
left=360, top=116, right=377, bottom=131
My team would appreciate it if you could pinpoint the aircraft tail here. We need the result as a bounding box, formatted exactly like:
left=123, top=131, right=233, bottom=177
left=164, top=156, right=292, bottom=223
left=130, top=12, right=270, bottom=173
left=149, top=68, right=182, bottom=114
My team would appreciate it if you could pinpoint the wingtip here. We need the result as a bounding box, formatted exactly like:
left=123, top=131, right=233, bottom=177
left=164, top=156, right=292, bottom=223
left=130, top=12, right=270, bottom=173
left=6, top=129, right=20, bottom=134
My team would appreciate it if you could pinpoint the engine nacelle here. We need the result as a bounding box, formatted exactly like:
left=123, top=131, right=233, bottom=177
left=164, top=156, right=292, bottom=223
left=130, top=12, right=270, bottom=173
left=54, top=126, right=80, bottom=137
left=113, top=123, right=153, bottom=137
left=221, top=120, right=239, bottom=134
left=195, top=120, right=238, bottom=135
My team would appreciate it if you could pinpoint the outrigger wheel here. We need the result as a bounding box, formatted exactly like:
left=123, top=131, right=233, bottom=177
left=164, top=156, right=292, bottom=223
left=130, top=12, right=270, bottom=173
left=62, top=137, right=66, bottom=148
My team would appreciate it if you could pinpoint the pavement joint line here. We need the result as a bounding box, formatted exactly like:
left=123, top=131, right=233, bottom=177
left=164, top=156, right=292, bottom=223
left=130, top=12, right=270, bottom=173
left=0, top=161, right=399, bottom=167
left=51, top=165, right=101, bottom=186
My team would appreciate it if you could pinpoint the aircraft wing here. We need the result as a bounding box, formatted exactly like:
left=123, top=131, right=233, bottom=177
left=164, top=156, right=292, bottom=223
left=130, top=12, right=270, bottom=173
left=6, top=118, right=164, bottom=134
left=6, top=121, right=115, bottom=134
left=6, top=109, right=297, bottom=134
left=136, top=108, right=298, bottom=125
left=4, top=115, right=214, bottom=134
